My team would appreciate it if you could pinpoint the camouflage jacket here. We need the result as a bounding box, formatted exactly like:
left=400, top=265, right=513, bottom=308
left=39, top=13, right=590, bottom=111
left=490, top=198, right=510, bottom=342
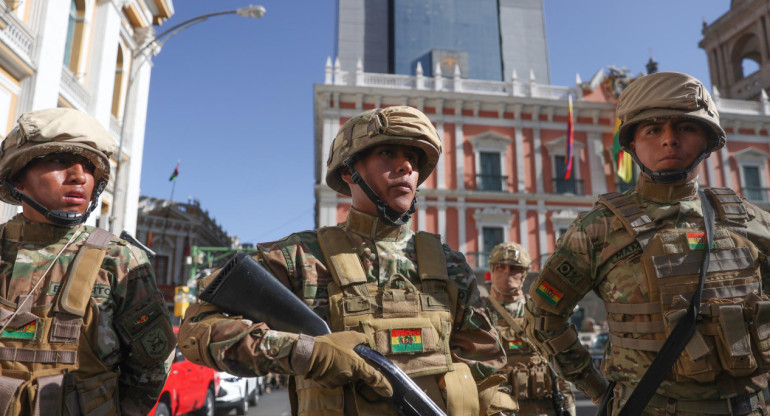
left=181, top=208, right=505, bottom=382
left=486, top=295, right=575, bottom=411
left=525, top=177, right=770, bottom=402
left=0, top=216, right=175, bottom=414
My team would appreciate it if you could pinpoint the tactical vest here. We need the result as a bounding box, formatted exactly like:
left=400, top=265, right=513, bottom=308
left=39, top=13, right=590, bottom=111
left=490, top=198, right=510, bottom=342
left=487, top=296, right=552, bottom=401
left=598, top=188, right=770, bottom=384
left=0, top=226, right=116, bottom=416
left=293, top=227, right=479, bottom=416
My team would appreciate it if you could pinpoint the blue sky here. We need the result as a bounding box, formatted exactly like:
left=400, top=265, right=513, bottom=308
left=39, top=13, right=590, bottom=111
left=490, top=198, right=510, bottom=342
left=141, top=0, right=730, bottom=245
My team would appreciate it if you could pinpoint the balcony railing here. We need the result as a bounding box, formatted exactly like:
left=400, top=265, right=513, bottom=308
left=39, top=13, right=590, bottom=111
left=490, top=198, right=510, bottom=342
left=476, top=174, right=508, bottom=192
left=465, top=251, right=490, bottom=270
left=744, top=187, right=770, bottom=202
left=553, top=178, right=584, bottom=195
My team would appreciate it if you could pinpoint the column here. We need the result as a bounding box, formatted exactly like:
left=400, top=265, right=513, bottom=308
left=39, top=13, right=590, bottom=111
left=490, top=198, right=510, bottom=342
left=455, top=122, right=464, bottom=190
left=587, top=132, right=607, bottom=194
left=457, top=197, right=466, bottom=253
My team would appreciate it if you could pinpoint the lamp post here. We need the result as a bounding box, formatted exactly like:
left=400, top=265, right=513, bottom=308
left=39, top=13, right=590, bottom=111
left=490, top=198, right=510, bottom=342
left=109, top=5, right=266, bottom=233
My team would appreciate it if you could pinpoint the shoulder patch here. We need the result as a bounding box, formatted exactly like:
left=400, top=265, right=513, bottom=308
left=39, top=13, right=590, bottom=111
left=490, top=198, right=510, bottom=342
left=535, top=281, right=563, bottom=305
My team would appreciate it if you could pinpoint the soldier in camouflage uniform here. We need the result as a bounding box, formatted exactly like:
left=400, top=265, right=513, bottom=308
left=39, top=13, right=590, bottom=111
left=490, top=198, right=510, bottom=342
left=484, top=242, right=575, bottom=416
left=180, top=106, right=510, bottom=415
left=0, top=108, right=175, bottom=415
left=524, top=71, right=770, bottom=416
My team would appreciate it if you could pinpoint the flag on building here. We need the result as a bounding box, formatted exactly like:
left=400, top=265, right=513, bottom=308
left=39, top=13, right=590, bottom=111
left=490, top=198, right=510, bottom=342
left=564, top=95, right=574, bottom=179
left=183, top=234, right=191, bottom=257
left=169, top=164, right=179, bottom=181
left=612, top=118, right=634, bottom=183
left=147, top=230, right=153, bottom=247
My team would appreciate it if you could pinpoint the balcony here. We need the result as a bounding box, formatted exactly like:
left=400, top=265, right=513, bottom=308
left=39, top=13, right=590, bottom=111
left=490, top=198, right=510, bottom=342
left=744, top=187, right=770, bottom=202
left=476, top=174, right=508, bottom=192
left=553, top=178, right=584, bottom=195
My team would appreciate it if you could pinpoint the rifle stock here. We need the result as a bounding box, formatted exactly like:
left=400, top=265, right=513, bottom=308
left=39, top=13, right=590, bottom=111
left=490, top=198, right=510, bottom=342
left=547, top=365, right=571, bottom=416
left=199, top=252, right=447, bottom=416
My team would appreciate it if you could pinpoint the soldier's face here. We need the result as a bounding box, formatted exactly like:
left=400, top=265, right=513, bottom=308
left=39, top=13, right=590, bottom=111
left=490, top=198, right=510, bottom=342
left=630, top=118, right=709, bottom=181
left=491, top=263, right=526, bottom=294
left=342, top=144, right=420, bottom=215
left=16, top=152, right=95, bottom=223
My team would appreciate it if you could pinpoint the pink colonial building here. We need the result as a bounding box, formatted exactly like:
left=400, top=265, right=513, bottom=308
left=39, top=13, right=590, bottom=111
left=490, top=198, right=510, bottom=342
left=313, top=60, right=770, bottom=274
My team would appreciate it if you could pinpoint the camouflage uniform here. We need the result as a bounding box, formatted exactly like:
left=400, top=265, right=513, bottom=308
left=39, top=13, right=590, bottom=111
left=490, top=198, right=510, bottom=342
left=487, top=296, right=576, bottom=416
left=525, top=73, right=770, bottom=416
left=0, top=216, right=174, bottom=414
left=181, top=208, right=507, bottom=412
left=0, top=108, right=175, bottom=415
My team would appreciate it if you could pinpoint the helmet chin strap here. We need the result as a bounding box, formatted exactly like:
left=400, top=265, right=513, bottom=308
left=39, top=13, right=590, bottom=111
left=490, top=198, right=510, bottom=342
left=344, top=158, right=416, bottom=226
left=3, top=180, right=102, bottom=227
left=492, top=285, right=520, bottom=298
left=625, top=150, right=710, bottom=184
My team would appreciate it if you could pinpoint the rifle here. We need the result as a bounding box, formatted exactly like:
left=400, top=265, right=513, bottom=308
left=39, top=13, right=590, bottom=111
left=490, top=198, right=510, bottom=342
left=547, top=365, right=571, bottom=416
left=199, top=252, right=447, bottom=416
left=119, top=231, right=156, bottom=259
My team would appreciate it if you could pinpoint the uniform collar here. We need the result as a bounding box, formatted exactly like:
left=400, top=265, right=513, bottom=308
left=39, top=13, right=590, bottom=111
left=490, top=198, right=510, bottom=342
left=636, top=175, right=699, bottom=203
left=342, top=208, right=412, bottom=241
left=3, top=214, right=74, bottom=243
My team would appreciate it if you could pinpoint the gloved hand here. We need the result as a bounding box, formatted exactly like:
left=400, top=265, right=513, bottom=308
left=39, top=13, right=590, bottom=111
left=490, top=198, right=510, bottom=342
left=293, top=331, right=393, bottom=397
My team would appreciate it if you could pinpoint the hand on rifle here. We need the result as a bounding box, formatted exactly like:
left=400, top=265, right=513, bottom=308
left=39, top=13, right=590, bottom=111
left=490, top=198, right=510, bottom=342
left=292, top=331, right=393, bottom=397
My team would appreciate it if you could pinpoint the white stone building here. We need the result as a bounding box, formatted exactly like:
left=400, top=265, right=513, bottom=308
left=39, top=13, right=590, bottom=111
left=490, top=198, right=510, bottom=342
left=0, top=0, right=174, bottom=234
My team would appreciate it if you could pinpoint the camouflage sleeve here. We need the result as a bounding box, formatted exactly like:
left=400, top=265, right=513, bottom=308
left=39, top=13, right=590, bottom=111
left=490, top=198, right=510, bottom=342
left=178, top=235, right=315, bottom=377
left=444, top=246, right=506, bottom=381
left=109, top=245, right=176, bottom=415
left=744, top=202, right=770, bottom=293
left=524, top=214, right=608, bottom=400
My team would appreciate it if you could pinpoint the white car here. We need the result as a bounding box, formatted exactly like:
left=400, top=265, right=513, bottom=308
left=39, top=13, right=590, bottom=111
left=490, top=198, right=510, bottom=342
left=215, top=372, right=260, bottom=415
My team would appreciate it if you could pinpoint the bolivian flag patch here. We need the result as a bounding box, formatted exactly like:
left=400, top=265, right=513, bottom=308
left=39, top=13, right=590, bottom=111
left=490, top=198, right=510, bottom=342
left=536, top=282, right=563, bottom=305
left=2, top=320, right=36, bottom=339
left=391, top=328, right=423, bottom=352
left=687, top=232, right=707, bottom=249
left=508, top=339, right=523, bottom=350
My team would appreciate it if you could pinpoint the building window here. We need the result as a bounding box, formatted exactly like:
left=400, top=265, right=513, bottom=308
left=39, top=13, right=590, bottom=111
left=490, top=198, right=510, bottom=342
left=480, top=227, right=504, bottom=270
left=152, top=255, right=169, bottom=285
left=63, top=0, right=85, bottom=73
left=471, top=207, right=513, bottom=271
left=478, top=151, right=505, bottom=191
left=468, top=131, right=512, bottom=192
left=743, top=165, right=766, bottom=201
left=553, top=155, right=583, bottom=195
left=733, top=147, right=770, bottom=203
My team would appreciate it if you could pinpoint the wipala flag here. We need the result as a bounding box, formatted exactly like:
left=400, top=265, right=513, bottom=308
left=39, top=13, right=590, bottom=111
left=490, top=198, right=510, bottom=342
left=612, top=118, right=634, bottom=183
left=169, top=164, right=179, bottom=181
left=564, top=95, right=574, bottom=180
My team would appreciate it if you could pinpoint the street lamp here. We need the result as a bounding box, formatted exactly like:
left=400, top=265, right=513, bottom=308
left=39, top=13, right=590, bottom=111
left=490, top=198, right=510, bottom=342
left=109, top=5, right=266, bottom=233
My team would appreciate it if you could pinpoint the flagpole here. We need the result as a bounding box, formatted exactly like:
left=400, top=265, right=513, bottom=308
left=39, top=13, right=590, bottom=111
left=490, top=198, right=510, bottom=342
left=158, top=162, right=180, bottom=251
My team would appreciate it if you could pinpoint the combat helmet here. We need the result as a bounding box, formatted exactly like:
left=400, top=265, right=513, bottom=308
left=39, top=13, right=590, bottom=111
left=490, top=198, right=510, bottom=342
left=326, top=106, right=441, bottom=225
left=616, top=72, right=725, bottom=183
left=0, top=108, right=116, bottom=225
left=488, top=242, right=531, bottom=271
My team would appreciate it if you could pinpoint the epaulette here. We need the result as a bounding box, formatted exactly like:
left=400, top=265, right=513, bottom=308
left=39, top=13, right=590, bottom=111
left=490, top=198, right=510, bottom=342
left=702, top=187, right=749, bottom=235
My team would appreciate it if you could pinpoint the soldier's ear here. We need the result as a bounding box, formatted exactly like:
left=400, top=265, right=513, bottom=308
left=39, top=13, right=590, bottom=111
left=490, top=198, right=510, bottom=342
left=340, top=167, right=353, bottom=185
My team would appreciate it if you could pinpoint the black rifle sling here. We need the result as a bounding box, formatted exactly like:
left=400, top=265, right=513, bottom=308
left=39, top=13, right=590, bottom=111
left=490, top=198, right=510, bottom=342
left=616, top=191, right=716, bottom=416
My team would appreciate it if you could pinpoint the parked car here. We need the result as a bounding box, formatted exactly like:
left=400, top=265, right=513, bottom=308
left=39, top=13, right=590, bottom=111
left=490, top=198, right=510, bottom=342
left=150, top=328, right=220, bottom=416
left=216, top=372, right=261, bottom=415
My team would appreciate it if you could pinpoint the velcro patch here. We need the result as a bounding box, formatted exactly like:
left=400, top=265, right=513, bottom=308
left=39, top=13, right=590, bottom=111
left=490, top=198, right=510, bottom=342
left=141, top=327, right=171, bottom=359
left=687, top=232, right=706, bottom=249
left=507, top=339, right=523, bottom=350
left=536, top=282, right=563, bottom=306
left=2, top=320, right=37, bottom=340
left=391, top=328, right=423, bottom=352
left=554, top=258, right=581, bottom=285
left=46, top=282, right=112, bottom=300
left=123, top=302, right=165, bottom=338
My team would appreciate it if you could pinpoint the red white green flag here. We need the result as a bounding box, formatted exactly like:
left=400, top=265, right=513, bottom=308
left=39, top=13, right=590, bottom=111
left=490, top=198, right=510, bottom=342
left=169, top=164, right=179, bottom=181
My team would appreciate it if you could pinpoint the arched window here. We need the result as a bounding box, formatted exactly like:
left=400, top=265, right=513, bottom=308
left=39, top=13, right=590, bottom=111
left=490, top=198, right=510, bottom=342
left=111, top=45, right=125, bottom=118
left=63, top=0, right=85, bottom=73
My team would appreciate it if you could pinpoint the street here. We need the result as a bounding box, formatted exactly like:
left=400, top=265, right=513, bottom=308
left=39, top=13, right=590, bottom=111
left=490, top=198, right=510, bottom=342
left=214, top=388, right=598, bottom=416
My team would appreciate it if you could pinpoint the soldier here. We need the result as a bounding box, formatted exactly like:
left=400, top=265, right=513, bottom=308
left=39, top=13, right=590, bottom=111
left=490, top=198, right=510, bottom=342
left=179, top=106, right=511, bottom=415
left=485, top=242, right=575, bottom=416
left=524, top=71, right=770, bottom=416
left=0, top=108, right=175, bottom=415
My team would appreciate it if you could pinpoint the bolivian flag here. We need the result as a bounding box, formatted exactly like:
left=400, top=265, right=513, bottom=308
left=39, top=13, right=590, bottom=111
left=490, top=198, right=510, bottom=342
left=391, top=328, right=423, bottom=352
left=508, top=339, right=523, bottom=350
left=3, top=320, right=36, bottom=339
left=564, top=95, right=574, bottom=180
left=687, top=232, right=706, bottom=249
left=612, top=118, right=634, bottom=183
left=536, top=281, right=563, bottom=305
